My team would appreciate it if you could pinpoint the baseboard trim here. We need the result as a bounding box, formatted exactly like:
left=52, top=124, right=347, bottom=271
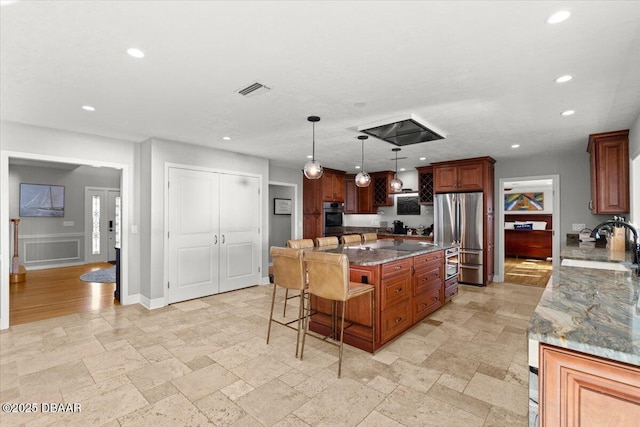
left=260, top=276, right=271, bottom=285
left=26, top=261, right=86, bottom=271
left=137, top=295, right=166, bottom=310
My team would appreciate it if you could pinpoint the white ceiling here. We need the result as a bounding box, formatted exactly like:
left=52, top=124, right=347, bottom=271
left=2, top=1, right=640, bottom=174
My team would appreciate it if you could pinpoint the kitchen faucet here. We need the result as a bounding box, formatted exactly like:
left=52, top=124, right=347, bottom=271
left=591, top=220, right=640, bottom=274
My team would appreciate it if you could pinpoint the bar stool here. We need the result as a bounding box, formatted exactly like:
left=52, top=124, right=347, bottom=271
left=361, top=233, right=377, bottom=243
left=340, top=234, right=362, bottom=246
left=282, top=239, right=314, bottom=316
left=267, top=247, right=306, bottom=357
left=315, top=236, right=339, bottom=247
left=300, top=251, right=375, bottom=377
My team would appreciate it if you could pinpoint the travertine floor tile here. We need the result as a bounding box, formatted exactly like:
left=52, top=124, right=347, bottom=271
left=1, top=282, right=543, bottom=427
left=118, top=392, right=211, bottom=426
left=464, top=372, right=529, bottom=416
left=236, top=378, right=309, bottom=426
left=294, top=377, right=385, bottom=426
left=376, top=385, right=484, bottom=427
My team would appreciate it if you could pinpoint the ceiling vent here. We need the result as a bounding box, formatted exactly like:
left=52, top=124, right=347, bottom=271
left=236, top=82, right=271, bottom=97
left=358, top=113, right=445, bottom=146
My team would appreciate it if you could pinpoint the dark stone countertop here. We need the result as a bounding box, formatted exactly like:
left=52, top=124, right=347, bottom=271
left=310, top=239, right=456, bottom=266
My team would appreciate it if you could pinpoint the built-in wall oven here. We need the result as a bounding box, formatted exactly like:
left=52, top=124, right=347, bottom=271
left=445, top=246, right=459, bottom=280
left=323, top=202, right=344, bottom=237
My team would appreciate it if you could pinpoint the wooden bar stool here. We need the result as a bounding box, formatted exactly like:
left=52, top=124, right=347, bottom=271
left=361, top=233, right=377, bottom=243
left=267, top=247, right=307, bottom=357
left=282, top=239, right=314, bottom=316
left=315, top=236, right=339, bottom=247
left=340, top=234, right=362, bottom=246
left=300, top=251, right=375, bottom=377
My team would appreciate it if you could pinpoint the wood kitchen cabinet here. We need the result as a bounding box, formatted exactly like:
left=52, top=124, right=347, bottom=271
left=345, top=174, right=375, bottom=214
left=539, top=343, right=640, bottom=427
left=416, top=166, right=434, bottom=204
left=372, top=171, right=395, bottom=207
left=432, top=157, right=491, bottom=193
left=321, top=169, right=345, bottom=202
left=303, top=167, right=345, bottom=239
left=587, top=129, right=629, bottom=214
left=412, top=251, right=443, bottom=323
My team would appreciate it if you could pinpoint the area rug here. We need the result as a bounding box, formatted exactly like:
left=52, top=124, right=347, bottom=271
left=79, top=267, right=116, bottom=283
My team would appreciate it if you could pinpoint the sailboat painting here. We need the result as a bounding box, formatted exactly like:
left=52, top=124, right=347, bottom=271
left=20, top=183, right=65, bottom=217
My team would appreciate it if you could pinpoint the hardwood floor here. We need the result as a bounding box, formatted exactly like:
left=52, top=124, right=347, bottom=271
left=503, top=256, right=552, bottom=287
left=9, top=263, right=118, bottom=326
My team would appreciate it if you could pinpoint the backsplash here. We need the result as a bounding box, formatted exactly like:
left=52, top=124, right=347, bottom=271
left=344, top=201, right=434, bottom=231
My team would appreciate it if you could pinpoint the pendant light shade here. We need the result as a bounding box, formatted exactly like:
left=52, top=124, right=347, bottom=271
left=303, top=116, right=323, bottom=179
left=390, top=148, right=403, bottom=192
left=355, top=135, right=371, bottom=187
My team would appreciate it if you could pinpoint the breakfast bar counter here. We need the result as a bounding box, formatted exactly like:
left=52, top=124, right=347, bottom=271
left=307, top=239, right=459, bottom=353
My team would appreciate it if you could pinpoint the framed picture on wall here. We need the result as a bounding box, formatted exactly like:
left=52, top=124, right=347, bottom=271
left=19, top=183, right=65, bottom=217
left=274, top=198, right=292, bottom=215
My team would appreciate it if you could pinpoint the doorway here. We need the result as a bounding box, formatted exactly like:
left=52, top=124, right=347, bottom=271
left=1, top=151, right=130, bottom=330
left=268, top=182, right=297, bottom=262
left=85, top=187, right=121, bottom=263
left=496, top=175, right=560, bottom=284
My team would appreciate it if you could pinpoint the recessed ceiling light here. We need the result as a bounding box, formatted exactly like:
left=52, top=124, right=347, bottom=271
left=561, top=110, right=575, bottom=116
left=127, top=48, right=145, bottom=58
left=547, top=10, right=570, bottom=24
left=355, top=165, right=361, bottom=169
left=511, top=144, right=520, bottom=148
left=82, top=105, right=95, bottom=111
left=306, top=155, right=313, bottom=159
left=222, top=136, right=231, bottom=141
left=419, top=157, right=426, bottom=161
left=555, top=75, right=573, bottom=83
left=400, top=168, right=406, bottom=172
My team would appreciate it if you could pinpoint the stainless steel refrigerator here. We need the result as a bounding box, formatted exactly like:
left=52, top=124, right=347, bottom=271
left=434, top=192, right=484, bottom=285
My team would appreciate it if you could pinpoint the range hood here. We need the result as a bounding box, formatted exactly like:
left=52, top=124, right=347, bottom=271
left=358, top=113, right=445, bottom=146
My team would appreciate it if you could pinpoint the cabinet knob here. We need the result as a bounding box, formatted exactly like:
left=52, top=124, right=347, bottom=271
left=395, top=288, right=403, bottom=293
left=395, top=266, right=401, bottom=270
left=395, top=317, right=403, bottom=323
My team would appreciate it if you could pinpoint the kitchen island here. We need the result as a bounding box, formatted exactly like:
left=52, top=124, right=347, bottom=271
left=527, top=246, right=640, bottom=426
left=307, top=239, right=458, bottom=353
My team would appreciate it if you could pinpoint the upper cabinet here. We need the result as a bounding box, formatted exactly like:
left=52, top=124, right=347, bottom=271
left=345, top=173, right=378, bottom=214
left=416, top=166, right=434, bottom=204
left=432, top=158, right=492, bottom=193
left=372, top=171, right=395, bottom=207
left=587, top=130, right=629, bottom=214
left=322, top=169, right=345, bottom=202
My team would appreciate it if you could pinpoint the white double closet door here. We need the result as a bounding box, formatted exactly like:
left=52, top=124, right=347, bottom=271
left=168, top=167, right=261, bottom=304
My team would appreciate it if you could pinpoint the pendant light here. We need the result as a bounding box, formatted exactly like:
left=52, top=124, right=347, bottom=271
left=355, top=135, right=371, bottom=187
left=390, top=148, right=403, bottom=192
left=303, top=116, right=323, bottom=179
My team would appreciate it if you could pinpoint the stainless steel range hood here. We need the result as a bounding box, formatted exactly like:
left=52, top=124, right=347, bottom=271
left=358, top=114, right=445, bottom=146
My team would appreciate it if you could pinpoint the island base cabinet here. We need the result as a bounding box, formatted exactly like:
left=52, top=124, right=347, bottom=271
left=539, top=344, right=640, bottom=427
left=412, top=288, right=441, bottom=323
left=380, top=302, right=412, bottom=343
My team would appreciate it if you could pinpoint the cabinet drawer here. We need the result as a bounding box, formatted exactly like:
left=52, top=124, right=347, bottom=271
left=413, top=288, right=442, bottom=322
left=414, top=270, right=441, bottom=296
left=413, top=251, right=442, bottom=269
left=381, top=301, right=412, bottom=342
left=444, top=280, right=458, bottom=300
left=381, top=274, right=411, bottom=308
left=381, top=258, right=412, bottom=279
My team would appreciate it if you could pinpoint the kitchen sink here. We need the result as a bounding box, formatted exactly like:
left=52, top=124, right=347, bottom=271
left=561, top=258, right=630, bottom=272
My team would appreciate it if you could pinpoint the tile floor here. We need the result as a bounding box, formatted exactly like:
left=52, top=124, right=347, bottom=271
left=0, top=282, right=544, bottom=426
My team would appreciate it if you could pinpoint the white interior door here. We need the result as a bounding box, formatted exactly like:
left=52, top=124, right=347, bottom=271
left=168, top=168, right=220, bottom=303
left=85, top=188, right=119, bottom=263
left=219, top=174, right=261, bottom=292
